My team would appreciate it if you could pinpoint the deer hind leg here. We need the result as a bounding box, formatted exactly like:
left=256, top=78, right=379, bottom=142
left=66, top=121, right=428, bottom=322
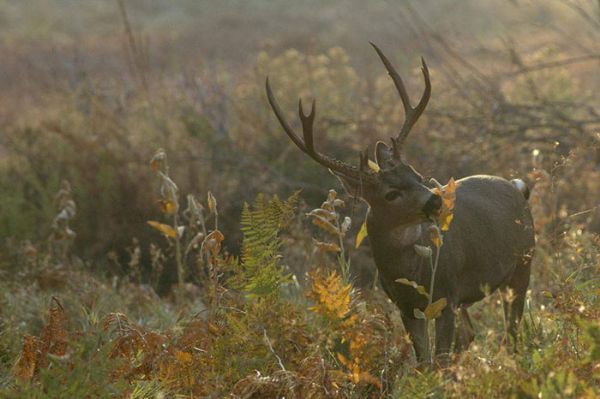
left=502, top=256, right=532, bottom=352
left=454, top=306, right=475, bottom=353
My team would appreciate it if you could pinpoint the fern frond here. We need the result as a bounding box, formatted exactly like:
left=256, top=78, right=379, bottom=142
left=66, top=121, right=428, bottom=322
left=231, top=192, right=299, bottom=298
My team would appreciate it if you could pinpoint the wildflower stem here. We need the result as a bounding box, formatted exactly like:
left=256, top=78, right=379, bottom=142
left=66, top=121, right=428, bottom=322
left=174, top=213, right=184, bottom=294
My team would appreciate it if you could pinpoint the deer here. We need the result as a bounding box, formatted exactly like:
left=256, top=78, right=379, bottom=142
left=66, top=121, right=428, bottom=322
left=265, top=43, right=535, bottom=365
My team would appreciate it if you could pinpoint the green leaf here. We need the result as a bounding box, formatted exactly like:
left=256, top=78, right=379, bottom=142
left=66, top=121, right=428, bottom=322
left=413, top=244, right=432, bottom=258
left=413, top=308, right=426, bottom=319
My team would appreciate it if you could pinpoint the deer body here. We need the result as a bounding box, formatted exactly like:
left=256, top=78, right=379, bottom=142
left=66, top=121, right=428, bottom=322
left=266, top=43, right=535, bottom=364
left=369, top=175, right=534, bottom=361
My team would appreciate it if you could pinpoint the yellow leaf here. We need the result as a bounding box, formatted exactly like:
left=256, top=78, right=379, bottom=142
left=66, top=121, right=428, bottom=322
left=355, top=220, right=368, bottom=248
left=157, top=199, right=177, bottom=215
left=424, top=298, right=447, bottom=319
left=430, top=227, right=442, bottom=248
left=439, top=213, right=454, bottom=232
left=147, top=221, right=177, bottom=238
left=207, top=191, right=217, bottom=215
left=434, top=177, right=460, bottom=231
left=396, top=278, right=430, bottom=299
left=367, top=159, right=380, bottom=172
left=308, top=270, right=352, bottom=319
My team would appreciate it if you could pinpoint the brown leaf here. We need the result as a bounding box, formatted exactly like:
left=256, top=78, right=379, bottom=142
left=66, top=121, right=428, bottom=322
left=424, top=298, right=447, bottom=319
left=311, top=215, right=340, bottom=236
left=306, top=208, right=337, bottom=222
left=202, top=230, right=225, bottom=257
left=313, top=239, right=342, bottom=253
left=13, top=335, right=37, bottom=381
left=207, top=191, right=218, bottom=215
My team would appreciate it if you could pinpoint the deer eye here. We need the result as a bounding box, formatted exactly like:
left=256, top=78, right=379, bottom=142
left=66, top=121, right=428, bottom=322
left=384, top=190, right=402, bottom=202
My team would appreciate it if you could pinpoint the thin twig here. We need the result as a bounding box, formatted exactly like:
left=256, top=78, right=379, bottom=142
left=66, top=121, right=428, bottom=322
left=263, top=328, right=287, bottom=372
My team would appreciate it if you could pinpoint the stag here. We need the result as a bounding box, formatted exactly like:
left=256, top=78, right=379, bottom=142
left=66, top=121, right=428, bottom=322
left=266, top=43, right=535, bottom=364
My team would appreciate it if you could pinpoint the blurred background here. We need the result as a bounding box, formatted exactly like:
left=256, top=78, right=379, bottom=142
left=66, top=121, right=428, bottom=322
left=0, top=0, right=598, bottom=282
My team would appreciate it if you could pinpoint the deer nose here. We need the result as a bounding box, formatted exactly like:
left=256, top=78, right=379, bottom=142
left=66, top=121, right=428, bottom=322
left=423, top=193, right=442, bottom=218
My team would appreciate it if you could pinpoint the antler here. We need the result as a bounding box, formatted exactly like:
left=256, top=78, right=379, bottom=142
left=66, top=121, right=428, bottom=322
left=265, top=77, right=378, bottom=184
left=370, top=43, right=431, bottom=157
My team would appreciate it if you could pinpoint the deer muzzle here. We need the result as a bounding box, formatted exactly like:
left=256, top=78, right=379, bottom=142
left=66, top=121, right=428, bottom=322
left=422, top=193, right=442, bottom=219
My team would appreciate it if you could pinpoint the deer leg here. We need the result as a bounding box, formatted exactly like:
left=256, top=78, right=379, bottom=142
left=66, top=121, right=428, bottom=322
left=401, top=315, right=430, bottom=365
left=454, top=307, right=475, bottom=353
left=434, top=307, right=456, bottom=366
left=502, top=257, right=532, bottom=352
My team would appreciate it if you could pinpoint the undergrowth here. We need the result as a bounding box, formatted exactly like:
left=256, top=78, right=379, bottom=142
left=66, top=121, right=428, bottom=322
left=0, top=150, right=598, bottom=397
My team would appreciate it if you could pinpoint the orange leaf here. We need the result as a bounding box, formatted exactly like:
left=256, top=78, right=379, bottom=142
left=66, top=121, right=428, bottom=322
left=13, top=335, right=37, bottom=381
left=158, top=199, right=178, bottom=215
left=201, top=230, right=225, bottom=257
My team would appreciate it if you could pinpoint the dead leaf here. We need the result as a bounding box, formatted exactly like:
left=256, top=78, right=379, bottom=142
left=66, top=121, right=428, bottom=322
left=313, top=239, right=341, bottom=253
left=424, top=298, right=447, bottom=319
left=207, top=192, right=218, bottom=215
left=311, top=215, right=340, bottom=236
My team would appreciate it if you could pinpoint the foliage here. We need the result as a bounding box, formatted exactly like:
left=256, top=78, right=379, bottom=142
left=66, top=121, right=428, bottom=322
left=232, top=192, right=299, bottom=298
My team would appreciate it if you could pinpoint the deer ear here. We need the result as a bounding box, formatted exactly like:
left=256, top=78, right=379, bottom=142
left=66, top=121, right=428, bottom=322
left=375, top=141, right=394, bottom=169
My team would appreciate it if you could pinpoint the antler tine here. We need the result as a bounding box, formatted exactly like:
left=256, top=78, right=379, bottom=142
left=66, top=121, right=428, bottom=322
left=266, top=77, right=308, bottom=153
left=359, top=147, right=369, bottom=172
left=298, top=98, right=315, bottom=152
left=370, top=43, right=431, bottom=152
left=266, top=77, right=378, bottom=183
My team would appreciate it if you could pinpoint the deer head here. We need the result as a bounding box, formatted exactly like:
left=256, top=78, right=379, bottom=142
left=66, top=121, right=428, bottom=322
left=266, top=43, right=441, bottom=229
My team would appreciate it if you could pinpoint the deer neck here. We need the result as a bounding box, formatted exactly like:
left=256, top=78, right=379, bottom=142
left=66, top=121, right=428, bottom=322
left=367, top=212, right=424, bottom=249
left=367, top=214, right=427, bottom=280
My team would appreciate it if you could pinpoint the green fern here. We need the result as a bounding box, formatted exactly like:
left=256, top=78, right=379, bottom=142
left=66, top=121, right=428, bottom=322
left=231, top=192, right=299, bottom=298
